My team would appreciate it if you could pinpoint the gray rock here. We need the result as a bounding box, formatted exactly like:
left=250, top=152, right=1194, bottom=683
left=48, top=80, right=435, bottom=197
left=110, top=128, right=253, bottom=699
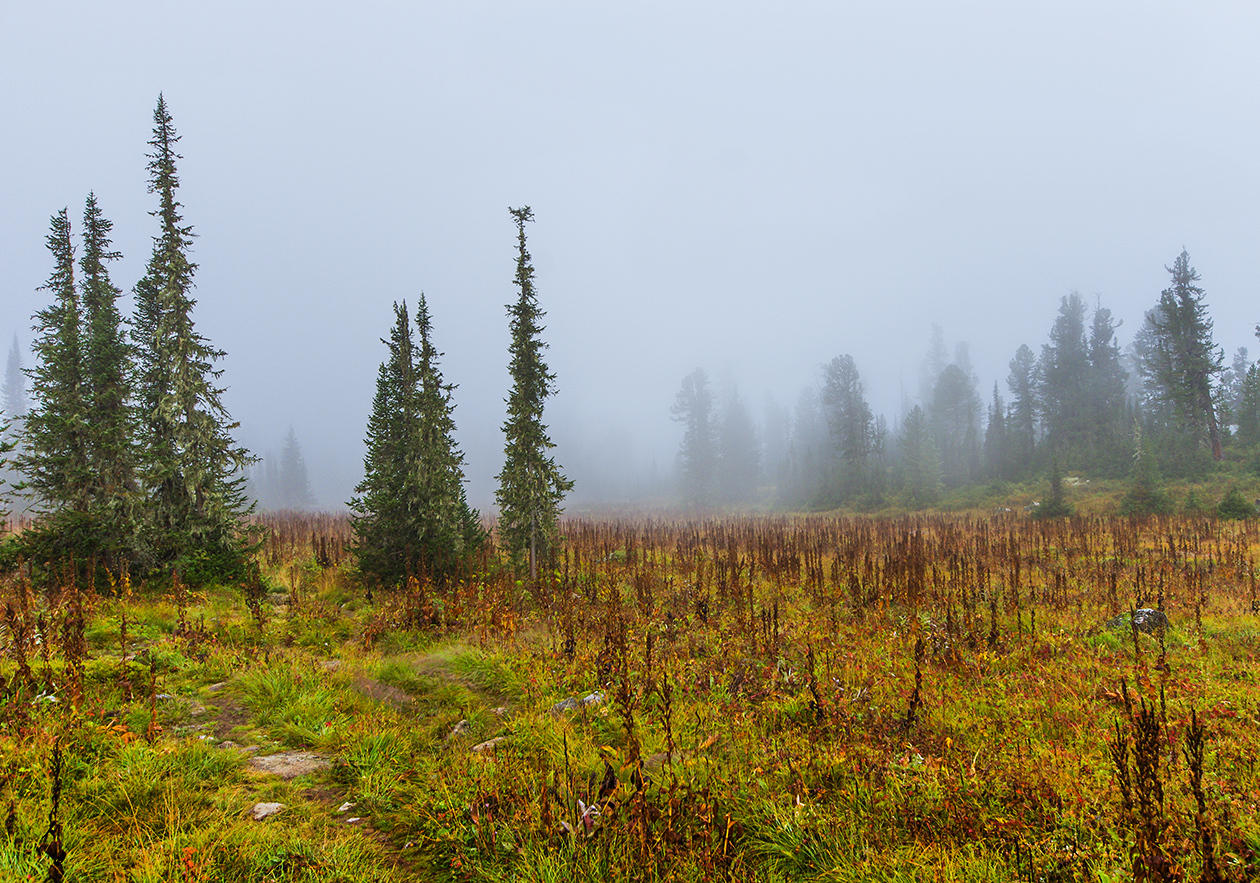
left=471, top=736, right=507, bottom=753
left=320, top=660, right=342, bottom=672
left=251, top=802, right=285, bottom=821
left=548, top=692, right=604, bottom=715
left=1106, top=608, right=1171, bottom=634
left=447, top=720, right=470, bottom=740
left=249, top=751, right=330, bottom=779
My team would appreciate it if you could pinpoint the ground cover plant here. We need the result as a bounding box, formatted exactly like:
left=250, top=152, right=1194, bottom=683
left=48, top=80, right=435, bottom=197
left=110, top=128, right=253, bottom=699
left=1, top=510, right=1259, bottom=881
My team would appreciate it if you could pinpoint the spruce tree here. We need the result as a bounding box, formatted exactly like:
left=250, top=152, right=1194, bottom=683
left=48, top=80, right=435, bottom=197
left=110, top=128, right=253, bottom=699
left=495, top=207, right=572, bottom=578
left=1120, top=423, right=1174, bottom=516
left=2, top=335, right=27, bottom=426
left=20, top=209, right=91, bottom=516
left=672, top=367, right=716, bottom=507
left=1135, top=249, right=1224, bottom=461
left=898, top=405, right=941, bottom=508
left=351, top=299, right=481, bottom=587
left=278, top=426, right=315, bottom=510
left=131, top=95, right=253, bottom=578
left=413, top=295, right=483, bottom=577
left=821, top=354, right=875, bottom=500
left=80, top=193, right=141, bottom=570
left=352, top=302, right=417, bottom=586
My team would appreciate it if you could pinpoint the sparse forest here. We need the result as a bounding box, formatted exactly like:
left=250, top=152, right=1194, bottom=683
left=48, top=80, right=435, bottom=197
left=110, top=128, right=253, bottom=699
left=674, top=255, right=1260, bottom=519
left=5, top=97, right=1260, bottom=883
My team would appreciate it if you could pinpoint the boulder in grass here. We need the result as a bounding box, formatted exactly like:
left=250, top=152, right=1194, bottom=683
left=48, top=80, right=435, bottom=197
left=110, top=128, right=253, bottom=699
left=1106, top=608, right=1171, bottom=634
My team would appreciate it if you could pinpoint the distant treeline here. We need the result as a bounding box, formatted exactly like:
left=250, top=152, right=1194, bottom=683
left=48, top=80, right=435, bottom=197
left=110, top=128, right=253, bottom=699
left=674, top=253, right=1260, bottom=510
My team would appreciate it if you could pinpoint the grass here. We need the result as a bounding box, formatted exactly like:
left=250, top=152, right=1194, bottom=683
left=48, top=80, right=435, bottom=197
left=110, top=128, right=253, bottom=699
left=2, top=509, right=1260, bottom=880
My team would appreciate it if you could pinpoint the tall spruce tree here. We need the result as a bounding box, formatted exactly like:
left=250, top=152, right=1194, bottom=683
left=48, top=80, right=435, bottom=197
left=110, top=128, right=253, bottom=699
left=717, top=387, right=760, bottom=504
left=352, top=303, right=419, bottom=585
left=672, top=367, right=716, bottom=507
left=131, top=95, right=253, bottom=577
left=20, top=209, right=91, bottom=517
left=495, top=207, right=572, bottom=578
left=413, top=295, right=483, bottom=576
left=821, top=354, right=875, bottom=500
left=352, top=300, right=482, bottom=586
left=1006, top=344, right=1039, bottom=476
left=80, top=193, right=141, bottom=570
left=1135, top=249, right=1224, bottom=461
left=3, top=335, right=27, bottom=426
left=277, top=426, right=316, bottom=510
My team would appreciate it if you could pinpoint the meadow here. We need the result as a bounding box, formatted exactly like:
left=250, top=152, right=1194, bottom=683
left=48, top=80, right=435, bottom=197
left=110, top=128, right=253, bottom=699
left=1, top=509, right=1259, bottom=882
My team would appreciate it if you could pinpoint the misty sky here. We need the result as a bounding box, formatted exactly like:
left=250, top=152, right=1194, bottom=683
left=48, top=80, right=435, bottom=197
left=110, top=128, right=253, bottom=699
left=4, top=3, right=1260, bottom=510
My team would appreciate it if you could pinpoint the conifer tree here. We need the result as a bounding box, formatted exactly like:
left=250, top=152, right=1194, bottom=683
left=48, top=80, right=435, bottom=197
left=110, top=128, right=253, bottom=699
left=495, top=207, right=572, bottom=578
left=898, top=405, right=941, bottom=508
left=1135, top=249, right=1224, bottom=460
left=278, top=426, right=315, bottom=510
left=821, top=354, right=875, bottom=500
left=80, top=193, right=141, bottom=569
left=352, top=303, right=417, bottom=585
left=717, top=387, right=760, bottom=504
left=2, top=335, right=27, bottom=426
left=672, top=367, right=716, bottom=507
left=415, top=296, right=483, bottom=575
left=20, top=209, right=91, bottom=517
left=131, top=95, right=253, bottom=577
left=352, top=299, right=482, bottom=586
left=1120, top=423, right=1174, bottom=516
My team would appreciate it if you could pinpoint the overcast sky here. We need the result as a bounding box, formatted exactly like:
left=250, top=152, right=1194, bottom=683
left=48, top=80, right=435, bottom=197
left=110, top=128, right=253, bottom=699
left=4, top=2, right=1260, bottom=509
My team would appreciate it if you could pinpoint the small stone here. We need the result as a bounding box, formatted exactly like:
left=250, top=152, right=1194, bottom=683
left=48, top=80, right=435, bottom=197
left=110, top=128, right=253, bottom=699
left=206, top=682, right=228, bottom=692
left=548, top=692, right=604, bottom=716
left=492, top=706, right=508, bottom=717
left=447, top=720, right=470, bottom=739
left=1106, top=608, right=1171, bottom=634
left=471, top=737, right=507, bottom=754
left=185, top=700, right=207, bottom=717
left=346, top=816, right=363, bottom=824
left=338, top=802, right=355, bottom=813
left=219, top=741, right=238, bottom=750
left=251, top=802, right=285, bottom=821
left=320, top=660, right=342, bottom=672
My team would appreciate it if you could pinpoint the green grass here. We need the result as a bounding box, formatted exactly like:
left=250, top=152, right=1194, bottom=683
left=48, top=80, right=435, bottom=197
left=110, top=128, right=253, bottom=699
left=4, top=514, right=1260, bottom=880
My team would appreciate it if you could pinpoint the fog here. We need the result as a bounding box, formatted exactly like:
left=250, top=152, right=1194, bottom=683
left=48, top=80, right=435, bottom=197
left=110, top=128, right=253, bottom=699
left=4, top=3, right=1260, bottom=511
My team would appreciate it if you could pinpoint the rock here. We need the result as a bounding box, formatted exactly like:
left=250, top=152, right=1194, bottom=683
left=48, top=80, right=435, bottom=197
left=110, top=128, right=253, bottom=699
left=219, top=741, right=238, bottom=750
left=206, top=682, right=228, bottom=693
left=548, top=692, right=604, bottom=715
left=251, top=802, right=285, bottom=821
left=249, top=751, right=330, bottom=779
left=320, top=660, right=342, bottom=672
left=185, top=700, right=207, bottom=717
left=471, top=737, right=507, bottom=754
left=337, top=802, right=355, bottom=813
left=447, top=719, right=470, bottom=739
left=1106, top=608, right=1171, bottom=634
